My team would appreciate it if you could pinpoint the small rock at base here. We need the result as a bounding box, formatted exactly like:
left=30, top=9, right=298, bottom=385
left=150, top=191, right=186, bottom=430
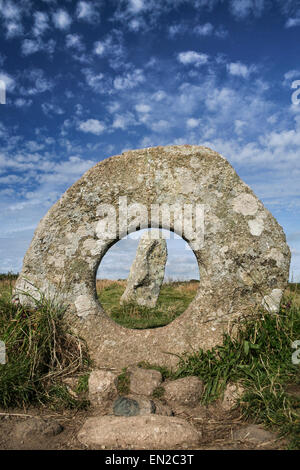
left=233, top=424, right=277, bottom=444
left=113, top=396, right=156, bottom=416
left=222, top=382, right=244, bottom=411
left=88, top=369, right=118, bottom=406
left=129, top=367, right=162, bottom=396
left=163, top=376, right=203, bottom=406
left=14, top=418, right=63, bottom=440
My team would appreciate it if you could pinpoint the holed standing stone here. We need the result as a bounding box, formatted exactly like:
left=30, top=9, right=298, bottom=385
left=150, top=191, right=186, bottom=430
left=120, top=230, right=167, bottom=308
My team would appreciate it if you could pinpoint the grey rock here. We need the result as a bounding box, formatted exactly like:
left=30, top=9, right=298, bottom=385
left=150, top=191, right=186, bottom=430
left=15, top=145, right=291, bottom=369
left=233, top=424, right=277, bottom=444
left=88, top=369, right=118, bottom=406
left=128, top=366, right=162, bottom=396
left=163, top=376, right=204, bottom=406
left=113, top=396, right=156, bottom=416
left=222, top=382, right=245, bottom=411
left=77, top=415, right=200, bottom=449
left=120, top=231, right=167, bottom=308
left=14, top=418, right=63, bottom=440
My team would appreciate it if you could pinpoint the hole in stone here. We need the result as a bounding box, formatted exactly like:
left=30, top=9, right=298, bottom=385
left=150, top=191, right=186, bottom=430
left=96, top=228, right=200, bottom=330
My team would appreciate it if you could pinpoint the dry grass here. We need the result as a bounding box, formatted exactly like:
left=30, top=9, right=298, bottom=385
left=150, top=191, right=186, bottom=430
left=96, top=279, right=126, bottom=292
left=174, top=281, right=199, bottom=294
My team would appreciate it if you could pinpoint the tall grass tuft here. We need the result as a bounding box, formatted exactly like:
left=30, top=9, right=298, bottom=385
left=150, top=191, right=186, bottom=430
left=0, top=281, right=90, bottom=408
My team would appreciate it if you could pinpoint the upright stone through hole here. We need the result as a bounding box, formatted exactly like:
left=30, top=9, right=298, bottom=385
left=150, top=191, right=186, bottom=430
left=96, top=228, right=200, bottom=330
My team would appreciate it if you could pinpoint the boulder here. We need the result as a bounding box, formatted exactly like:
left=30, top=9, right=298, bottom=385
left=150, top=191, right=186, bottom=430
left=77, top=415, right=200, bottom=449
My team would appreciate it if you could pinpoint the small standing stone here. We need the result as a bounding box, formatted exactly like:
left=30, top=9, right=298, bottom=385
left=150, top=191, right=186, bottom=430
left=120, top=230, right=167, bottom=308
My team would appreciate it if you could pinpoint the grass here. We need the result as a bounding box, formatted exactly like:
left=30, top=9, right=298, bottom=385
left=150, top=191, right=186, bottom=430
left=0, top=278, right=90, bottom=409
left=97, top=279, right=198, bottom=329
left=140, top=283, right=300, bottom=449
left=0, top=274, right=299, bottom=448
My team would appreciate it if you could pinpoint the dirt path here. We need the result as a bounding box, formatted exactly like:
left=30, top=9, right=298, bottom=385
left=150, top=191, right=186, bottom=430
left=0, top=403, right=286, bottom=450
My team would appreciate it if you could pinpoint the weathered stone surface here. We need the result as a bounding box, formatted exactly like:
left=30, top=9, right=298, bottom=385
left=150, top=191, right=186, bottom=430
left=112, top=395, right=173, bottom=417
left=120, top=230, right=167, bottom=307
left=77, top=415, right=200, bottom=449
left=163, top=376, right=203, bottom=405
left=15, top=145, right=291, bottom=369
left=129, top=366, right=162, bottom=396
left=222, top=383, right=244, bottom=411
left=113, top=396, right=156, bottom=416
left=88, top=369, right=118, bottom=406
left=14, top=418, right=63, bottom=440
left=233, top=425, right=277, bottom=444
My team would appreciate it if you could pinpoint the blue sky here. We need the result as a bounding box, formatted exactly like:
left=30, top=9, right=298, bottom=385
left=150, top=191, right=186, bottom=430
left=0, top=0, right=299, bottom=281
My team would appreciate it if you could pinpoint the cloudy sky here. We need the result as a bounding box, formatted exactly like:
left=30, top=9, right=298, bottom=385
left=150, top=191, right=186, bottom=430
left=0, top=0, right=300, bottom=281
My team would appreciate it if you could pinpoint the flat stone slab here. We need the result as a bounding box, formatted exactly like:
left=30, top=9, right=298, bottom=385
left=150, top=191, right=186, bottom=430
left=15, top=145, right=291, bottom=368
left=77, top=415, right=200, bottom=449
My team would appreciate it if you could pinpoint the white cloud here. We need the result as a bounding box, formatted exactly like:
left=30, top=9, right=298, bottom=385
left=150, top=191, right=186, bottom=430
left=21, top=68, right=54, bottom=95
left=5, top=21, right=23, bottom=38
left=0, top=71, right=15, bottom=91
left=285, top=17, right=300, bottom=28
left=66, top=34, right=84, bottom=51
left=21, top=39, right=41, bottom=55
left=14, top=98, right=32, bottom=108
left=135, top=103, right=151, bottom=113
left=52, top=9, right=72, bottom=30
left=152, top=90, right=167, bottom=101
left=21, top=38, right=55, bottom=56
left=194, top=22, right=214, bottom=36
left=33, top=11, right=49, bottom=37
left=82, top=68, right=106, bottom=94
left=177, top=51, right=209, bottom=67
left=168, top=23, right=187, bottom=37
left=76, top=1, right=99, bottom=23
left=94, top=41, right=105, bottom=56
left=229, top=0, right=265, bottom=19
left=128, top=0, right=145, bottom=13
left=186, top=118, right=200, bottom=128
left=114, top=69, right=145, bottom=90
left=112, top=112, right=137, bottom=130
left=227, top=61, right=254, bottom=78
left=78, top=119, right=106, bottom=135
left=42, top=102, right=64, bottom=116
left=284, top=70, right=300, bottom=84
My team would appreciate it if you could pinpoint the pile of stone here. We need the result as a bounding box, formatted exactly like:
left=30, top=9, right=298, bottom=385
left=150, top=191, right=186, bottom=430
left=77, top=367, right=204, bottom=449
